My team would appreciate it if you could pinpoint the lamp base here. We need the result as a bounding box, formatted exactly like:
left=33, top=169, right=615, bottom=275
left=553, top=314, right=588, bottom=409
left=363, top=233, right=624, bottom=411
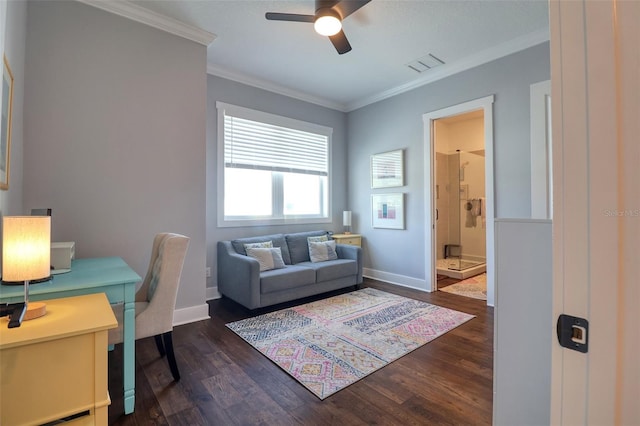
left=24, top=302, right=46, bottom=320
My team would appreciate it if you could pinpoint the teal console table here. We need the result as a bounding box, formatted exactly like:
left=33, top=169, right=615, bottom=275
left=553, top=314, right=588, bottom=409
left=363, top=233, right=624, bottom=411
left=0, top=257, right=141, bottom=414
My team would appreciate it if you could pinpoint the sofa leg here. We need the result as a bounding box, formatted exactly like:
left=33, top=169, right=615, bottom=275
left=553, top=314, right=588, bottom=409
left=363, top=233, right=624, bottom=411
left=154, top=334, right=166, bottom=357
left=163, top=331, right=181, bottom=381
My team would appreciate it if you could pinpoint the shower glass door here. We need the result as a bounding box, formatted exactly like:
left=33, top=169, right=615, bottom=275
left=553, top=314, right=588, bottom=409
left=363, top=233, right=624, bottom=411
left=450, top=150, right=486, bottom=270
left=443, top=152, right=462, bottom=270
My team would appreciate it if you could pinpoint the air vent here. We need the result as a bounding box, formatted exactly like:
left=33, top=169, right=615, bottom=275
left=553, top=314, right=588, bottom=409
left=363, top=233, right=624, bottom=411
left=406, top=53, right=445, bottom=73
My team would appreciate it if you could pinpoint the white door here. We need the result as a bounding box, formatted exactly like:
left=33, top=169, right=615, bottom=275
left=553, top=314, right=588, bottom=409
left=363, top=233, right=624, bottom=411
left=550, top=0, right=639, bottom=423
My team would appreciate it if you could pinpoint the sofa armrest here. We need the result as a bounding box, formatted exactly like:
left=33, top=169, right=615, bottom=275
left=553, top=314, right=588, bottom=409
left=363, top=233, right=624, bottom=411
left=335, top=244, right=363, bottom=284
left=217, top=241, right=261, bottom=309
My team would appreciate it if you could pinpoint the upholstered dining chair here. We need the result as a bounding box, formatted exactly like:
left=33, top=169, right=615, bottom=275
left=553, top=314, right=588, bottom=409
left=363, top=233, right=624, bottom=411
left=109, top=233, right=190, bottom=381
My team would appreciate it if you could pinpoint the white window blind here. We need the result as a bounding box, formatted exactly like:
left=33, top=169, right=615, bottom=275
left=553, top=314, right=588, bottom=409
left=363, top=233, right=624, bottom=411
left=224, top=115, right=328, bottom=176
left=216, top=102, right=332, bottom=227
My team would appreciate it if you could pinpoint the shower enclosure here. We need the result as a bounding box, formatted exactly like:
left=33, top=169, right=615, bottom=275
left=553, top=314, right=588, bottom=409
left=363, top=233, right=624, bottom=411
left=436, top=150, right=486, bottom=279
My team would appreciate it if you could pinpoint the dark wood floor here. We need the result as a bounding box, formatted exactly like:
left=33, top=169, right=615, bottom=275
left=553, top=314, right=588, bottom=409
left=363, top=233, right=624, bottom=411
left=108, top=278, right=493, bottom=425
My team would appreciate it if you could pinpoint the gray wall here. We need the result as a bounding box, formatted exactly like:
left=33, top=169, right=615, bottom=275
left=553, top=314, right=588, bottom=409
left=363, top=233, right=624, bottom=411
left=23, top=1, right=208, bottom=311
left=206, top=75, right=348, bottom=292
left=494, top=219, right=552, bottom=425
left=0, top=0, right=27, bottom=219
left=347, top=43, right=550, bottom=284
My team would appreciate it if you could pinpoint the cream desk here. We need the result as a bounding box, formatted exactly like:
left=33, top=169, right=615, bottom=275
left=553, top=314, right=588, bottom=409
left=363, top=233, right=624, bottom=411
left=0, top=293, right=117, bottom=425
left=0, top=257, right=142, bottom=415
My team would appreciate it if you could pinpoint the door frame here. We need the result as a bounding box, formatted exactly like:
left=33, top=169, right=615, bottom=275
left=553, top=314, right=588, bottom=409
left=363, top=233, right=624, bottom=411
left=422, top=95, right=495, bottom=305
left=530, top=80, right=552, bottom=219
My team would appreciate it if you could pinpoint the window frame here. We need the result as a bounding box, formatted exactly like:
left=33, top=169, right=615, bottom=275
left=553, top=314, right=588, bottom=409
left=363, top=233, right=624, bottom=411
left=217, top=102, right=333, bottom=228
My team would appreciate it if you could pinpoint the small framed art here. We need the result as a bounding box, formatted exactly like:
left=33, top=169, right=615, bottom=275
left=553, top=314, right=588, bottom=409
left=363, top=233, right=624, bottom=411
left=371, top=149, right=403, bottom=188
left=371, top=193, right=405, bottom=229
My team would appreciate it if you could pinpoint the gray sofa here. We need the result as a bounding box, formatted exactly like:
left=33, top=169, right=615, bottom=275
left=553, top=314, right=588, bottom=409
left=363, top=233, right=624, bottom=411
left=217, top=230, right=363, bottom=309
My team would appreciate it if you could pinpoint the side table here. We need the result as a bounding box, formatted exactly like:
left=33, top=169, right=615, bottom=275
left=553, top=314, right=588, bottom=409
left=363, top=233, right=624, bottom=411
left=0, top=293, right=117, bottom=425
left=332, top=233, right=362, bottom=247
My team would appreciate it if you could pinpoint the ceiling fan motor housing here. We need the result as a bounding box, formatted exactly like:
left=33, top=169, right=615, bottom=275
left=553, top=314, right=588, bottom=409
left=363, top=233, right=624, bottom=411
left=316, top=0, right=342, bottom=17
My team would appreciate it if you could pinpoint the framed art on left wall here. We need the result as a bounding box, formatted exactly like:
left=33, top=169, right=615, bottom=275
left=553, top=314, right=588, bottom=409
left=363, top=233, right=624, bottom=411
left=1, top=54, right=13, bottom=190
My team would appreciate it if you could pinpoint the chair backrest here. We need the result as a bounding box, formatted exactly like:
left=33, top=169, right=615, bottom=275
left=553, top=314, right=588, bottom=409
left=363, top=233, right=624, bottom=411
left=135, top=233, right=190, bottom=333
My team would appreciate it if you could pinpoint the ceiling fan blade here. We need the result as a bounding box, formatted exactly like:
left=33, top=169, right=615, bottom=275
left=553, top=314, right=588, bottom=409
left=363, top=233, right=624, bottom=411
left=265, top=12, right=315, bottom=23
left=329, top=30, right=352, bottom=54
left=332, top=0, right=371, bottom=19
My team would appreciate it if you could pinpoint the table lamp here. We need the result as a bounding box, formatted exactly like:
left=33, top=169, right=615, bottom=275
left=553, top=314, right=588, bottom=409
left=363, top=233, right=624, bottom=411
left=343, top=210, right=352, bottom=235
left=2, top=216, right=51, bottom=324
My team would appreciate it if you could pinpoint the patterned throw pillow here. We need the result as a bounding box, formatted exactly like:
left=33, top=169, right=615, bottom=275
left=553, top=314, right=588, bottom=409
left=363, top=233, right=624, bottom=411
left=307, top=235, right=328, bottom=259
left=244, top=241, right=273, bottom=251
left=307, top=235, right=328, bottom=244
left=308, top=240, right=338, bottom=263
left=245, top=247, right=286, bottom=272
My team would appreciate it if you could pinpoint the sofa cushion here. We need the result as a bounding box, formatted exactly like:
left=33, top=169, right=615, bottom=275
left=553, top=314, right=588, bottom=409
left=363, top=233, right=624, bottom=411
left=295, top=259, right=357, bottom=282
left=246, top=247, right=286, bottom=272
left=232, top=234, right=292, bottom=265
left=308, top=240, right=338, bottom=263
left=260, top=265, right=316, bottom=294
left=285, top=230, right=328, bottom=264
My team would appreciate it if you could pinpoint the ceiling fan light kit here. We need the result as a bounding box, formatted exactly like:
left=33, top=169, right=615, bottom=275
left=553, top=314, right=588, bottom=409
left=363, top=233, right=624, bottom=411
left=266, top=0, right=371, bottom=54
left=314, top=11, right=342, bottom=36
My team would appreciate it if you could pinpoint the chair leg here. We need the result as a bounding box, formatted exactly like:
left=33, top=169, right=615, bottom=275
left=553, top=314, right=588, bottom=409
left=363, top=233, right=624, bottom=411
left=154, top=334, right=166, bottom=357
left=162, top=331, right=180, bottom=381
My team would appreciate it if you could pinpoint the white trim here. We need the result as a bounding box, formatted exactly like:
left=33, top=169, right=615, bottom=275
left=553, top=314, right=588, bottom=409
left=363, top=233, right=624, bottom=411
left=79, top=2, right=548, bottom=112
left=208, top=64, right=348, bottom=112
left=173, top=304, right=210, bottom=326
left=350, top=30, right=547, bottom=111
left=216, top=102, right=333, bottom=228
left=77, top=0, right=216, bottom=46
left=530, top=80, right=552, bottom=219
left=422, top=95, right=495, bottom=306
left=216, top=102, right=334, bottom=135
left=363, top=268, right=429, bottom=291
left=208, top=29, right=548, bottom=113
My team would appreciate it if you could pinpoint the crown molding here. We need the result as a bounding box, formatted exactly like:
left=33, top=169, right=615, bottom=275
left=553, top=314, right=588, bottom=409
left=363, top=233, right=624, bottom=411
left=77, top=0, right=216, bottom=46
left=346, top=28, right=550, bottom=111
left=207, top=64, right=349, bottom=112
left=208, top=28, right=548, bottom=113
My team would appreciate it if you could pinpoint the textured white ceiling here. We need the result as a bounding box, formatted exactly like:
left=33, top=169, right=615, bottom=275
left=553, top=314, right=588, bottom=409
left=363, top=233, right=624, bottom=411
left=131, top=0, right=549, bottom=111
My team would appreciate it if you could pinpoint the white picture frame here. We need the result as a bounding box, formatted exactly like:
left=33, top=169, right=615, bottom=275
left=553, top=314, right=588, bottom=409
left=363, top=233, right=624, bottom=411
left=371, top=149, right=403, bottom=188
left=371, top=193, right=405, bottom=229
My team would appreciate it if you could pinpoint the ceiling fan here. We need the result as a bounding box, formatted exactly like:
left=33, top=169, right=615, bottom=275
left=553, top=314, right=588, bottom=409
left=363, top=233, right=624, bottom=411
left=266, top=0, right=371, bottom=55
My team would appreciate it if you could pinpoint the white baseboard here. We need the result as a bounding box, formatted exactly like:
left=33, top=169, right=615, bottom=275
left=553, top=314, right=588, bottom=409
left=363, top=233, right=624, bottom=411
left=363, top=268, right=431, bottom=292
left=173, top=303, right=210, bottom=326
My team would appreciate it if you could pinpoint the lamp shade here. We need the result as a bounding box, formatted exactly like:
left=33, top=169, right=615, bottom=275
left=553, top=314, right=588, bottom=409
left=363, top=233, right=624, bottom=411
left=2, top=216, right=51, bottom=282
left=343, top=211, right=352, bottom=227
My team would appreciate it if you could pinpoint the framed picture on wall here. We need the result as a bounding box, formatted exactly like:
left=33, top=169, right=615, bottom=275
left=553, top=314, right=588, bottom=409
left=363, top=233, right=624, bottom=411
left=371, top=149, right=403, bottom=188
left=371, top=193, right=405, bottom=229
left=0, top=55, right=14, bottom=190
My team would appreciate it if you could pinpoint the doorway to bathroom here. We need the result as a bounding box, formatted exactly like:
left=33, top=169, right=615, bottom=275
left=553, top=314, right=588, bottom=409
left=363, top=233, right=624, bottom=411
left=423, top=96, right=495, bottom=305
left=434, top=133, right=487, bottom=282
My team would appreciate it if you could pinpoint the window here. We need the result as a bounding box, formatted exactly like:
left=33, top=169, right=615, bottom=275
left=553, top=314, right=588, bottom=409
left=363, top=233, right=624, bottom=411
left=217, top=102, right=332, bottom=227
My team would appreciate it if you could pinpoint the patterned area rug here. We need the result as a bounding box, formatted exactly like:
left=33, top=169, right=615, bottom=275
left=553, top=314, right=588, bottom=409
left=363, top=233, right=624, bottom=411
left=440, top=273, right=487, bottom=300
left=226, top=288, right=474, bottom=399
